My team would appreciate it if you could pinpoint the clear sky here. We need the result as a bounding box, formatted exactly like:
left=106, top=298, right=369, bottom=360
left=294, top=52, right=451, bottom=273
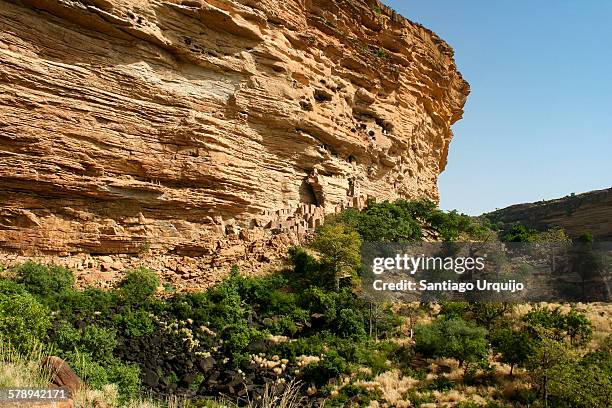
left=383, top=0, right=612, bottom=215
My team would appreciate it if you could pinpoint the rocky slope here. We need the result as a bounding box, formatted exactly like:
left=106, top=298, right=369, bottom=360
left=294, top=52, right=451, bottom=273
left=0, top=0, right=469, bottom=287
left=488, top=187, right=612, bottom=239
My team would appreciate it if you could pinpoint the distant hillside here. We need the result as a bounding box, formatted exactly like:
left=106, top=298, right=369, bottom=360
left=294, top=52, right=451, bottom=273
left=487, top=187, right=612, bottom=239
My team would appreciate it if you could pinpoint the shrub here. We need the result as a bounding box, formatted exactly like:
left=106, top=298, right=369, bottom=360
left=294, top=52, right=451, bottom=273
left=0, top=279, right=26, bottom=296
left=288, top=246, right=330, bottom=287
left=414, top=318, right=488, bottom=373
left=221, top=323, right=262, bottom=366
left=0, top=292, right=51, bottom=352
left=527, top=338, right=572, bottom=405
left=301, top=350, right=348, bottom=386
left=348, top=200, right=421, bottom=242
left=114, top=309, right=154, bottom=337
left=501, top=224, right=536, bottom=242
left=328, top=383, right=382, bottom=406
left=563, top=308, right=593, bottom=346
left=577, top=232, right=594, bottom=243
left=53, top=323, right=117, bottom=364
left=465, top=302, right=513, bottom=330
left=13, top=261, right=74, bottom=299
left=118, top=268, right=159, bottom=304
left=69, top=352, right=141, bottom=403
left=336, top=308, right=366, bottom=339
left=270, top=333, right=328, bottom=361
left=55, top=287, right=115, bottom=321
left=300, top=287, right=360, bottom=330
left=105, top=360, right=142, bottom=402
left=548, top=354, right=612, bottom=407
left=328, top=199, right=489, bottom=243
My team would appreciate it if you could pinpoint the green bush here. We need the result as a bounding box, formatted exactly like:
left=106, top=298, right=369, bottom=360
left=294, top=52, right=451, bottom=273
left=288, top=246, right=319, bottom=275
left=352, top=341, right=399, bottom=375
left=501, top=224, right=536, bottom=242
left=0, top=279, right=26, bottom=296
left=55, top=287, right=115, bottom=321
left=328, top=199, right=489, bottom=243
left=270, top=333, right=329, bottom=361
left=53, top=323, right=117, bottom=363
left=336, top=308, right=366, bottom=339
left=105, top=360, right=142, bottom=402
left=0, top=291, right=51, bottom=352
left=550, top=360, right=612, bottom=407
left=327, top=383, right=382, bottom=406
left=113, top=308, right=154, bottom=337
left=69, top=352, right=141, bottom=403
left=13, top=261, right=74, bottom=299
left=118, top=267, right=159, bottom=304
left=346, top=200, right=421, bottom=242
left=301, top=350, right=348, bottom=386
left=414, top=318, right=488, bottom=373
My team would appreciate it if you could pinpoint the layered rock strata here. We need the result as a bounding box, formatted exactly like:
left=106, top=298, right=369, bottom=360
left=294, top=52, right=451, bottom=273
left=488, top=187, right=612, bottom=240
left=0, top=0, right=469, bottom=287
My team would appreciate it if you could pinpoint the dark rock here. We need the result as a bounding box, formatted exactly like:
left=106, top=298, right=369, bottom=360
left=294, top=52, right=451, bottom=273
left=179, top=372, right=199, bottom=387
left=143, top=368, right=160, bottom=388
left=197, top=356, right=215, bottom=372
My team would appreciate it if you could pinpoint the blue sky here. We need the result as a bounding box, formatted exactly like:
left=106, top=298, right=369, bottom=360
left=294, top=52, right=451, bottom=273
left=383, top=1, right=612, bottom=215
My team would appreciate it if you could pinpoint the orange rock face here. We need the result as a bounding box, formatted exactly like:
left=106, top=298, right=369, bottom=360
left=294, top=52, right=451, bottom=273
left=0, top=0, right=468, bottom=286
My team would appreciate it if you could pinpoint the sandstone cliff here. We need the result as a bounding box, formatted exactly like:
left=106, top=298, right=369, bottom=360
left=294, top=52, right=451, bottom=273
left=0, top=0, right=469, bottom=287
left=488, top=187, right=612, bottom=240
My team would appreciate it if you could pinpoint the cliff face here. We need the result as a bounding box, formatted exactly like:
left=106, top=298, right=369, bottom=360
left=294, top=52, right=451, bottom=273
left=488, top=188, right=612, bottom=239
left=0, top=0, right=468, bottom=286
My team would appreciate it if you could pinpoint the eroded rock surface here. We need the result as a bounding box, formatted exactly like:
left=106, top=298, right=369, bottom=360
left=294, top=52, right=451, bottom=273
left=488, top=187, right=612, bottom=240
left=0, top=0, right=469, bottom=286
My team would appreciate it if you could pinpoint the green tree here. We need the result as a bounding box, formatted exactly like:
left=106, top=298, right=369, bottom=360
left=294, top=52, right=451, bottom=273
left=527, top=338, right=572, bottom=407
left=564, top=308, right=593, bottom=346
left=350, top=200, right=421, bottom=242
left=548, top=357, right=612, bottom=408
left=311, top=223, right=361, bottom=290
left=0, top=291, right=51, bottom=352
left=492, top=327, right=537, bottom=376
left=523, top=306, right=592, bottom=345
left=414, top=318, right=488, bottom=374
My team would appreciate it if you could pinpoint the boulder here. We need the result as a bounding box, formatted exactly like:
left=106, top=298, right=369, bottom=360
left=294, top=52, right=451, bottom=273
left=42, top=356, right=83, bottom=396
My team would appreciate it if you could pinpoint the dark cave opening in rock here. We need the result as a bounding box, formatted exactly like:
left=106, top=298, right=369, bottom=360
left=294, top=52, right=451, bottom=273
left=299, top=178, right=319, bottom=206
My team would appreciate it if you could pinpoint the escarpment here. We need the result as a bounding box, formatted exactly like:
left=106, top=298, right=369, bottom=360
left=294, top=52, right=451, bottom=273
left=488, top=187, right=612, bottom=240
left=0, top=0, right=469, bottom=287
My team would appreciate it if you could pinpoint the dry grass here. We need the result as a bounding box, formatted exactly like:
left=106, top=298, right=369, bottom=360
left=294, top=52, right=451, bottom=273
left=360, top=369, right=418, bottom=406
left=0, top=341, right=52, bottom=388
left=499, top=377, right=533, bottom=400
left=235, top=379, right=305, bottom=408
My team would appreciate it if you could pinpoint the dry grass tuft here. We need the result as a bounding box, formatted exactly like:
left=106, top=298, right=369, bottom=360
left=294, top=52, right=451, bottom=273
left=0, top=342, right=52, bottom=388
left=240, top=379, right=305, bottom=408
left=370, top=369, right=418, bottom=406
